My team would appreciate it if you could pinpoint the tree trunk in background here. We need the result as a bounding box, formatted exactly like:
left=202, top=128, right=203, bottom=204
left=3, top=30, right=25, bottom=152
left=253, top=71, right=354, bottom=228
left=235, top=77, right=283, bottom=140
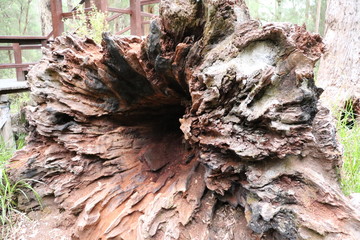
left=67, top=0, right=74, bottom=11
left=143, top=4, right=154, bottom=35
left=9, top=0, right=360, bottom=239
left=305, top=0, right=310, bottom=20
left=317, top=0, right=360, bottom=111
left=7, top=50, right=13, bottom=63
left=315, top=0, right=322, bottom=33
left=253, top=0, right=259, bottom=19
left=22, top=0, right=32, bottom=34
left=39, top=0, right=52, bottom=36
left=275, top=0, right=282, bottom=20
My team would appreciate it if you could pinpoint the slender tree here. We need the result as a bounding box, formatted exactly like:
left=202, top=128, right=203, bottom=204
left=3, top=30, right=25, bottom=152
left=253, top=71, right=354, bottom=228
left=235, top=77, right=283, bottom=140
left=315, top=0, right=322, bottom=32
left=21, top=0, right=32, bottom=34
left=305, top=0, right=310, bottom=20
left=275, top=0, right=283, bottom=20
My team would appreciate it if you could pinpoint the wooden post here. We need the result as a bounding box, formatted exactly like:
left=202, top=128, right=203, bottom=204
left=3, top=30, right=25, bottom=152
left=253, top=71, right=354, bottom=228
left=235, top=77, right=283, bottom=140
left=130, top=0, right=142, bottom=36
left=84, top=0, right=91, bottom=8
left=12, top=43, right=25, bottom=81
left=41, top=39, right=47, bottom=48
left=94, top=0, right=108, bottom=12
left=50, top=0, right=64, bottom=38
left=0, top=95, right=15, bottom=149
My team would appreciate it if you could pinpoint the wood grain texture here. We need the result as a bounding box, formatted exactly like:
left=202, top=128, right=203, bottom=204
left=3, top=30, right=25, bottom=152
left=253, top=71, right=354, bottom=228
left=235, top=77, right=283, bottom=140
left=9, top=0, right=360, bottom=239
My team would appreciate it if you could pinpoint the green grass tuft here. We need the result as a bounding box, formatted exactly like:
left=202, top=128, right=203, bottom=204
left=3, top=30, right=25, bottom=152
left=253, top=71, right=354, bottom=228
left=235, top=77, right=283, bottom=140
left=0, top=141, right=13, bottom=167
left=15, top=133, right=27, bottom=150
left=336, top=101, right=360, bottom=195
left=0, top=168, right=42, bottom=225
left=0, top=136, right=42, bottom=227
left=9, top=93, right=30, bottom=115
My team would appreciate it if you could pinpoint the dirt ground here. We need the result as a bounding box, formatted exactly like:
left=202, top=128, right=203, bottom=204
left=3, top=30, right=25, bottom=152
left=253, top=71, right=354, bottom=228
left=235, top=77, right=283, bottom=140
left=1, top=198, right=73, bottom=240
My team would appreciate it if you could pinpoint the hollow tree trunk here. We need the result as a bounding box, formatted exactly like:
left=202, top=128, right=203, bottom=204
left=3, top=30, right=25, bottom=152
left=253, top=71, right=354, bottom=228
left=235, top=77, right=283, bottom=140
left=317, top=0, right=360, bottom=111
left=10, top=0, right=360, bottom=239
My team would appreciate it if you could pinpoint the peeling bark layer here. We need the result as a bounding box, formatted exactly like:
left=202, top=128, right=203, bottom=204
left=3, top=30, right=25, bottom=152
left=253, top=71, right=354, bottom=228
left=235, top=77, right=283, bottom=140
left=10, top=0, right=360, bottom=239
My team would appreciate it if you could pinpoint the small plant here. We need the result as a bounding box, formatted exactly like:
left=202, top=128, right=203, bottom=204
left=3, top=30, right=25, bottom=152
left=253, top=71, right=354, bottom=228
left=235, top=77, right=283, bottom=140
left=0, top=140, right=13, bottom=166
left=9, top=92, right=30, bottom=114
left=0, top=138, right=42, bottom=227
left=64, top=5, right=109, bottom=44
left=15, top=133, right=27, bottom=150
left=0, top=168, right=42, bottom=225
left=0, top=91, right=38, bottom=228
left=336, top=100, right=360, bottom=195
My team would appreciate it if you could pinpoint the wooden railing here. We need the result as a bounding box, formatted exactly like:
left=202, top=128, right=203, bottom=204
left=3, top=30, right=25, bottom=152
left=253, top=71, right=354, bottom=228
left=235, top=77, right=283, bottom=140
left=0, top=36, right=47, bottom=82
left=52, top=0, right=159, bottom=39
left=0, top=0, right=160, bottom=94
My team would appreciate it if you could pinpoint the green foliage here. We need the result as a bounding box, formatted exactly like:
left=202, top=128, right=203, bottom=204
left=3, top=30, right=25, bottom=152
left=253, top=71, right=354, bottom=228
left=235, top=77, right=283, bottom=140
left=64, top=6, right=109, bottom=44
left=0, top=167, right=42, bottom=226
left=22, top=49, right=43, bottom=64
left=245, top=0, right=327, bottom=35
left=0, top=93, right=34, bottom=230
left=336, top=101, right=360, bottom=195
left=9, top=92, right=30, bottom=115
left=0, top=140, right=13, bottom=167
left=0, top=136, right=41, bottom=227
left=15, top=134, right=27, bottom=151
left=0, top=0, right=42, bottom=79
left=0, top=69, right=16, bottom=80
left=0, top=0, right=41, bottom=36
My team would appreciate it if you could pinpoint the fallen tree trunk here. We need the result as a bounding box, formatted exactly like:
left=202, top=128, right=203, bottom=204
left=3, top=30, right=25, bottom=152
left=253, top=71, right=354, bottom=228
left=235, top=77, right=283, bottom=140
left=9, top=0, right=360, bottom=239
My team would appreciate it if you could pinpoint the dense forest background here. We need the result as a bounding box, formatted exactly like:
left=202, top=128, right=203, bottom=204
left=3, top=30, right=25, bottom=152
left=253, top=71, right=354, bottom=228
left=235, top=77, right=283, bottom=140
left=0, top=0, right=326, bottom=79
left=245, top=0, right=326, bottom=34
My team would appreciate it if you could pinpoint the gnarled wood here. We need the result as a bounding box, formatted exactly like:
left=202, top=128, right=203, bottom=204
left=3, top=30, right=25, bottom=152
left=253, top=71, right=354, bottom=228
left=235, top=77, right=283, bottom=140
left=9, top=0, right=360, bottom=239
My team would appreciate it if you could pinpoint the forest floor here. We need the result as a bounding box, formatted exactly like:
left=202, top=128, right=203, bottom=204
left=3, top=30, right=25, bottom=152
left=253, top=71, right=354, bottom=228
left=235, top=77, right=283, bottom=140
left=0, top=198, right=72, bottom=240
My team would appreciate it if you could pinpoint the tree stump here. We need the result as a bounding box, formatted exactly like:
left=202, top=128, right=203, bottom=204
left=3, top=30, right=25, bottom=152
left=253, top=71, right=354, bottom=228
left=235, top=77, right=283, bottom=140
left=9, top=0, right=360, bottom=239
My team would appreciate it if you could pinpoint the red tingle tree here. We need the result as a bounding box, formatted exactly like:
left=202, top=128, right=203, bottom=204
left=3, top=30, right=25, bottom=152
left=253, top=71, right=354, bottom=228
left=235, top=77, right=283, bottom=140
left=9, top=0, right=360, bottom=239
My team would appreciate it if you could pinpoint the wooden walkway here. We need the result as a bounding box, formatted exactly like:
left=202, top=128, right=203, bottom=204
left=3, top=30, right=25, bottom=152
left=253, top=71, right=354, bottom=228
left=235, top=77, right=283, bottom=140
left=0, top=79, right=29, bottom=94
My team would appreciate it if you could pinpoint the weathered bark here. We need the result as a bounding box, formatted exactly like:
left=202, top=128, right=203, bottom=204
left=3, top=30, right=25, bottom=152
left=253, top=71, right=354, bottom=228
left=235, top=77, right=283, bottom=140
left=317, top=0, right=360, bottom=110
left=10, top=0, right=360, bottom=239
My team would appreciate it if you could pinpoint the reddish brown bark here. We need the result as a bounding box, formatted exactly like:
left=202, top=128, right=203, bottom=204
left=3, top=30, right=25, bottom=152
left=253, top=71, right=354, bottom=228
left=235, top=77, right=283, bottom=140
left=9, top=0, right=360, bottom=239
